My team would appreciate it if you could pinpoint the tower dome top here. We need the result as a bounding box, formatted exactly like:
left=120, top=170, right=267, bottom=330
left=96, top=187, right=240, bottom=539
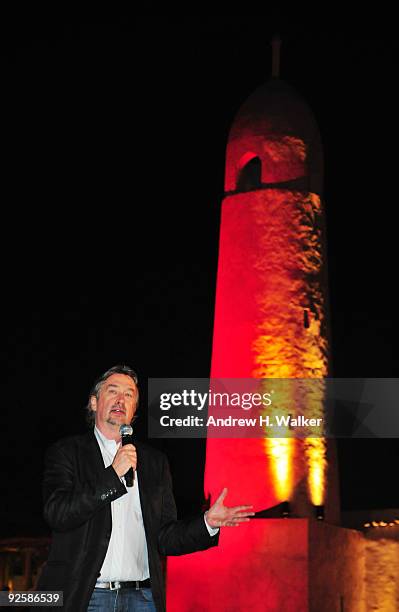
left=225, top=78, right=323, bottom=195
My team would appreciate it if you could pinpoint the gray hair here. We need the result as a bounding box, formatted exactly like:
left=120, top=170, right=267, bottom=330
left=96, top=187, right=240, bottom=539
left=86, top=364, right=139, bottom=426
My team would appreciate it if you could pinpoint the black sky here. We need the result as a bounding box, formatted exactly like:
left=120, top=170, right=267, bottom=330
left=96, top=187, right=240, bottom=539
left=1, top=18, right=398, bottom=536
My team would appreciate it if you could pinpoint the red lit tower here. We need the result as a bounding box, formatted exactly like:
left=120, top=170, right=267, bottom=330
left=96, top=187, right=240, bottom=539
left=167, top=40, right=345, bottom=611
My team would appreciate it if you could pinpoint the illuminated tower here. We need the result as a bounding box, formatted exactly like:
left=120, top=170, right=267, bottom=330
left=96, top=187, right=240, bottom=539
left=167, top=42, right=349, bottom=612
left=203, top=43, right=340, bottom=520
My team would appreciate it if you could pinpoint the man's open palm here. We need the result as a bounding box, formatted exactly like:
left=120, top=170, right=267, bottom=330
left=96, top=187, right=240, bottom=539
left=206, top=488, right=254, bottom=528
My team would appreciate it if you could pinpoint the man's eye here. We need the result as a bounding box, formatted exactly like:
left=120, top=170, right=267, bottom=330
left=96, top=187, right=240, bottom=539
left=109, top=389, right=117, bottom=394
left=125, top=393, right=133, bottom=398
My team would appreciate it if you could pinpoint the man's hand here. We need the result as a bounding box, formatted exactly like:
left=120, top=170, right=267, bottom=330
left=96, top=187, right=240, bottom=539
left=112, top=444, right=137, bottom=478
left=205, top=488, right=254, bottom=528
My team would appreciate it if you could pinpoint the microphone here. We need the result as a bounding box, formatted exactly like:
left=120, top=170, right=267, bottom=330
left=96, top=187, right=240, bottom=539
left=119, top=424, right=134, bottom=487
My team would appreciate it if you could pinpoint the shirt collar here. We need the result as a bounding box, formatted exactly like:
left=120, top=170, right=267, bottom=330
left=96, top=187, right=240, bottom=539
left=94, top=426, right=121, bottom=452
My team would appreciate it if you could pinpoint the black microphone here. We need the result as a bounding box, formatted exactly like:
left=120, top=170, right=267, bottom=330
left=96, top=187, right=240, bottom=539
left=119, top=424, right=134, bottom=487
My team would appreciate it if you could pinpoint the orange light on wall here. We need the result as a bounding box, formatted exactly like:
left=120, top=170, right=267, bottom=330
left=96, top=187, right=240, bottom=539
left=265, top=437, right=294, bottom=501
left=305, top=438, right=327, bottom=506
left=365, top=540, right=399, bottom=610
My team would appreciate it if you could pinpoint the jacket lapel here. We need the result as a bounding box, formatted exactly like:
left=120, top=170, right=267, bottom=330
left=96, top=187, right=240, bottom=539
left=83, top=430, right=106, bottom=471
left=135, top=442, right=151, bottom=528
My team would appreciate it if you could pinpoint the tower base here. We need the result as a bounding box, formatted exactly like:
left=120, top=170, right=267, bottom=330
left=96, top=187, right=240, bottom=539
left=167, top=519, right=365, bottom=612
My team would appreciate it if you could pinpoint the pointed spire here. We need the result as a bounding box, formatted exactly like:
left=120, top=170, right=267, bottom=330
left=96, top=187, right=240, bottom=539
left=271, top=34, right=281, bottom=78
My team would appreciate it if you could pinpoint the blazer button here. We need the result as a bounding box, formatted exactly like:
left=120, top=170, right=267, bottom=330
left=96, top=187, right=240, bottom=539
left=101, top=493, right=106, bottom=500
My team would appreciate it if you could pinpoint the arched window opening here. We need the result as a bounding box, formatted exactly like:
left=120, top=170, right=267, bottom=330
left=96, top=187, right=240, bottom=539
left=236, top=155, right=262, bottom=192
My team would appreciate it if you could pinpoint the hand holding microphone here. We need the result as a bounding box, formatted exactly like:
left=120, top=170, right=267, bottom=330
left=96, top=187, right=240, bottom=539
left=112, top=425, right=136, bottom=486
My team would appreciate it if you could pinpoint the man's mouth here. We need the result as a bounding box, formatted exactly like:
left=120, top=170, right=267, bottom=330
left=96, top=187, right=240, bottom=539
left=110, top=407, right=125, bottom=415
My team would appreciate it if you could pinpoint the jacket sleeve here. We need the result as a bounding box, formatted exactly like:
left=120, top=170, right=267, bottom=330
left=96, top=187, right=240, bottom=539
left=43, top=441, right=127, bottom=532
left=157, top=455, right=219, bottom=556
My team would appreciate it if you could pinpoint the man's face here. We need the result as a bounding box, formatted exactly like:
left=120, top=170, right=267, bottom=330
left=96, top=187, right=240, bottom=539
left=91, top=373, right=138, bottom=431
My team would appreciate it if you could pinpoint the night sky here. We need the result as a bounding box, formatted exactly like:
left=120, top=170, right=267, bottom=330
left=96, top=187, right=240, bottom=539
left=1, top=18, right=398, bottom=537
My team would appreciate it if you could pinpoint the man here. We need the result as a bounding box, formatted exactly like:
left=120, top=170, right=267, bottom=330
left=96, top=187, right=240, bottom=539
left=36, top=365, right=253, bottom=611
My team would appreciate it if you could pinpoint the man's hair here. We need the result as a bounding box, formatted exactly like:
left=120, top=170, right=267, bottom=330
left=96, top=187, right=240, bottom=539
left=86, top=364, right=139, bottom=426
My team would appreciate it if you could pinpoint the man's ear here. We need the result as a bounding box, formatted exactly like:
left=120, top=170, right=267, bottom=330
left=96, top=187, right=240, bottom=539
left=90, top=396, right=97, bottom=412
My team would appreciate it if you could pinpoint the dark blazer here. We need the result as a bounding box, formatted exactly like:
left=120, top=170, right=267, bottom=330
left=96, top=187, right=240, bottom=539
left=36, top=432, right=218, bottom=611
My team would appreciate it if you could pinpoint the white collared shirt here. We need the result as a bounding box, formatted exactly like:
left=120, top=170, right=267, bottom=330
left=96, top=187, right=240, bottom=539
left=94, top=426, right=150, bottom=581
